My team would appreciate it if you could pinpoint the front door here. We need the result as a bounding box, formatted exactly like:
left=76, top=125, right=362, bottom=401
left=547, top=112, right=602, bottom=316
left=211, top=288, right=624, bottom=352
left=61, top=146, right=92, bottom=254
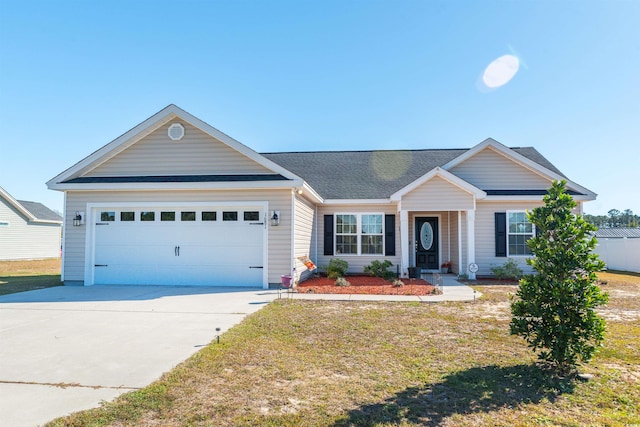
left=415, top=217, right=439, bottom=270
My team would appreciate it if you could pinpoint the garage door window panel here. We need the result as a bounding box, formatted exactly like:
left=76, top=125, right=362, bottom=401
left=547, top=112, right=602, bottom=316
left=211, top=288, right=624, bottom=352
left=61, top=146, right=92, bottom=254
left=244, top=211, right=260, bottom=221
left=181, top=211, right=196, bottom=221
left=223, top=211, right=238, bottom=221
left=141, top=211, right=155, bottom=221
left=202, top=211, right=217, bottom=221
left=100, top=211, right=115, bottom=221
left=161, top=211, right=176, bottom=221
left=121, top=211, right=135, bottom=221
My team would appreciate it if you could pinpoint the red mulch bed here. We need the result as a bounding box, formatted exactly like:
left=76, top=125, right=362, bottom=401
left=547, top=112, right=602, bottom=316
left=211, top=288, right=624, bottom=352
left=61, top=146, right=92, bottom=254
left=296, top=275, right=437, bottom=295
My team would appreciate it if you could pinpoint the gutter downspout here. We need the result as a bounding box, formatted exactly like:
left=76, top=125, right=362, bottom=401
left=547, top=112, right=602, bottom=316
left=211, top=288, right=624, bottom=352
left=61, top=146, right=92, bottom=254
left=291, top=189, right=296, bottom=284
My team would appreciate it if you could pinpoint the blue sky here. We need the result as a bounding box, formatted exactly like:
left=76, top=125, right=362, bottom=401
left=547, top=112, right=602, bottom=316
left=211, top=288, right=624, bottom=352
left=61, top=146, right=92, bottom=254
left=1, top=0, right=638, bottom=216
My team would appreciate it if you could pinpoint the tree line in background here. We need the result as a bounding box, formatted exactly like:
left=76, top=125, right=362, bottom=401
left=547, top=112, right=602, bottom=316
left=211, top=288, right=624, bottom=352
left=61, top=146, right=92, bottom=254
left=584, top=209, right=639, bottom=228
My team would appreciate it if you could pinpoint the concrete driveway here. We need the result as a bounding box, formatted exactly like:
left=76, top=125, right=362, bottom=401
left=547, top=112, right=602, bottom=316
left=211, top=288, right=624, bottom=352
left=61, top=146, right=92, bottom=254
left=0, top=285, right=278, bottom=427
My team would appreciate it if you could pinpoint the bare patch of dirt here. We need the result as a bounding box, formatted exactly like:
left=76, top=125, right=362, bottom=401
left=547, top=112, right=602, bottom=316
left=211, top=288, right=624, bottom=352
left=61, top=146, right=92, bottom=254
left=597, top=309, right=640, bottom=322
left=602, top=363, right=640, bottom=384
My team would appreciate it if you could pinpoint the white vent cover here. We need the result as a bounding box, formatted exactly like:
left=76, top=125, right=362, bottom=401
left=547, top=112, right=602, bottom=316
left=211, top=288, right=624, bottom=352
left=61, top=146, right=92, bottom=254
left=168, top=123, right=185, bottom=141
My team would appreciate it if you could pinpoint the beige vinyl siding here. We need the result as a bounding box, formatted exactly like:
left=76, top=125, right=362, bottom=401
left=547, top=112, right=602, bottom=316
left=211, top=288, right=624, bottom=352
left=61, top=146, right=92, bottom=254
left=293, top=195, right=316, bottom=283
left=63, top=189, right=291, bottom=284
left=474, top=200, right=544, bottom=277
left=450, top=147, right=552, bottom=189
left=85, top=122, right=272, bottom=177
left=316, top=204, right=401, bottom=275
left=0, top=199, right=61, bottom=260
left=445, top=211, right=461, bottom=274
left=401, top=176, right=475, bottom=211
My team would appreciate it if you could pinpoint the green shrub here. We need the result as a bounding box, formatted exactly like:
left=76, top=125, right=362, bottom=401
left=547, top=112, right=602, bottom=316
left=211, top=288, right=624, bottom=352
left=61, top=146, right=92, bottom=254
left=335, top=277, right=351, bottom=287
left=364, top=260, right=395, bottom=280
left=327, top=258, right=348, bottom=279
left=490, top=258, right=523, bottom=280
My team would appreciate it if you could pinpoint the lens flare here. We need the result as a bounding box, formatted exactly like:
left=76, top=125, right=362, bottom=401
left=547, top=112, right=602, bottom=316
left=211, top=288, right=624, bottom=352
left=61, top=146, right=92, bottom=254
left=481, top=54, right=520, bottom=89
left=370, top=150, right=411, bottom=181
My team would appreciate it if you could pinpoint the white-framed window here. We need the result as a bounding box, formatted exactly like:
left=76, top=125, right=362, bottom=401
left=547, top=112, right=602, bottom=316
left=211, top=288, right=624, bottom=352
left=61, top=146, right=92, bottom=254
left=336, top=214, right=358, bottom=254
left=361, top=214, right=383, bottom=254
left=335, top=213, right=384, bottom=255
left=507, top=211, right=534, bottom=256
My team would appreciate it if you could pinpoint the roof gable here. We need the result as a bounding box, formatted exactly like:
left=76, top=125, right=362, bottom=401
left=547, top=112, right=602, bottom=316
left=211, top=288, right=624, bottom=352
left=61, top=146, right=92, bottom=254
left=0, top=187, right=62, bottom=224
left=392, top=168, right=484, bottom=211
left=390, top=167, right=486, bottom=201
left=449, top=144, right=553, bottom=190
left=48, top=105, right=301, bottom=190
left=443, top=138, right=595, bottom=198
left=83, top=120, right=273, bottom=177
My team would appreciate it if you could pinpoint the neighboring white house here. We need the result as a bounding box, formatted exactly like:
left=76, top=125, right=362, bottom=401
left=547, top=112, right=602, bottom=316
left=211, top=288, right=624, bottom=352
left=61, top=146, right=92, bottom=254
left=0, top=186, right=63, bottom=260
left=594, top=228, right=640, bottom=273
left=47, top=105, right=597, bottom=288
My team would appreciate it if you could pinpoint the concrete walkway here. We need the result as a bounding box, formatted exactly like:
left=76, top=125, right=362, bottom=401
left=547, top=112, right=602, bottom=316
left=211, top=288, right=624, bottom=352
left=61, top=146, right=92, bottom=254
left=284, top=275, right=481, bottom=302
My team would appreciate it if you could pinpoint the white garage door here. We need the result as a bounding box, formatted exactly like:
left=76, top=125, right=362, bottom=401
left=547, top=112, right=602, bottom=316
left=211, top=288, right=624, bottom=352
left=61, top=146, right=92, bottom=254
left=92, top=206, right=265, bottom=287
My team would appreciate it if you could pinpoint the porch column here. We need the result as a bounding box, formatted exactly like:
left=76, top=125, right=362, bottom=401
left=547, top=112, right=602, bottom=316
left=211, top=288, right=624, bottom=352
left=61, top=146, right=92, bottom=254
left=466, top=209, right=476, bottom=280
left=400, top=208, right=409, bottom=276
left=458, top=211, right=463, bottom=276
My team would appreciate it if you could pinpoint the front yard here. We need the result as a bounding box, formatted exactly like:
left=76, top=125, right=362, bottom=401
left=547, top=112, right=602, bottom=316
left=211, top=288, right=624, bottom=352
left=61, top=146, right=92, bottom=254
left=0, top=258, right=61, bottom=296
left=46, top=270, right=639, bottom=426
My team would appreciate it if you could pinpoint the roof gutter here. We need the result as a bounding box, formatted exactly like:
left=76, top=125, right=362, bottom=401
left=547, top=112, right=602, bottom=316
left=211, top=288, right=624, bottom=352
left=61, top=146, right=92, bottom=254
left=48, top=179, right=304, bottom=192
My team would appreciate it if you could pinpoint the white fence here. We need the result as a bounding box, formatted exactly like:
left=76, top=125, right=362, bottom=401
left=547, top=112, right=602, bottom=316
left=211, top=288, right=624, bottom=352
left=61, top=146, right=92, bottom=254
left=594, top=238, right=640, bottom=273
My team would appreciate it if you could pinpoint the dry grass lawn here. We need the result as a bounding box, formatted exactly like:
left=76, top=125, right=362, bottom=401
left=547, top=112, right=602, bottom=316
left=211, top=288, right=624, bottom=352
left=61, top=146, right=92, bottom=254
left=46, top=270, right=640, bottom=426
left=0, top=258, right=62, bottom=295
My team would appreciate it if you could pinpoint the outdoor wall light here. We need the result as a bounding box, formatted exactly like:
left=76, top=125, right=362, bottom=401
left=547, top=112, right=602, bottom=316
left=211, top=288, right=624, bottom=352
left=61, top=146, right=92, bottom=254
left=271, top=210, right=280, bottom=226
left=73, top=211, right=84, bottom=227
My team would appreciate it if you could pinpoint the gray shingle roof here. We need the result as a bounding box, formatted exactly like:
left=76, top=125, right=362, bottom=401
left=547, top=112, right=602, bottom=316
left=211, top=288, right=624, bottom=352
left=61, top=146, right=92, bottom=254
left=16, top=200, right=62, bottom=222
left=262, top=147, right=565, bottom=199
left=594, top=228, right=640, bottom=238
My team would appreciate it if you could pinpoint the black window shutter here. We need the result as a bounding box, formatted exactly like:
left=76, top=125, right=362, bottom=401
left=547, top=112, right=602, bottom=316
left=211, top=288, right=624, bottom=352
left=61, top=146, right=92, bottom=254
left=324, top=215, right=334, bottom=256
left=495, top=212, right=507, bottom=257
left=385, top=214, right=396, bottom=256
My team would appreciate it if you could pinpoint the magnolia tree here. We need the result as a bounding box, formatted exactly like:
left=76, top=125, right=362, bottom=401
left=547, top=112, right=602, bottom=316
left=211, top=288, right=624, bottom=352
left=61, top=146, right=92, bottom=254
left=510, top=180, right=608, bottom=375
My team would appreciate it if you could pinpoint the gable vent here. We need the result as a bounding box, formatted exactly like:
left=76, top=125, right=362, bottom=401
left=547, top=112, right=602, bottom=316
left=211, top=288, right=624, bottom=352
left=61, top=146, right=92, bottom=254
left=168, top=123, right=185, bottom=141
